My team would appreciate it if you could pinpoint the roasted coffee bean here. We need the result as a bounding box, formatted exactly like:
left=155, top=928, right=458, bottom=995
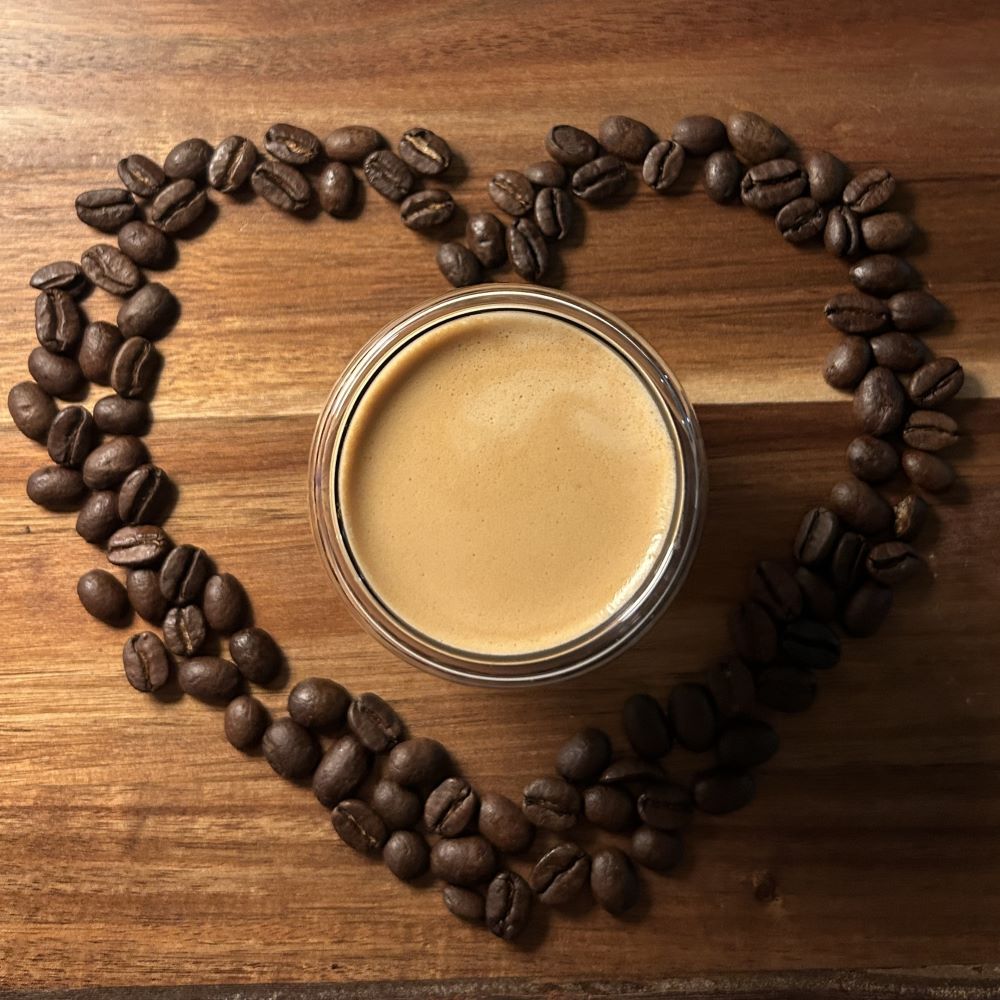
left=126, top=568, right=169, bottom=623
left=202, top=573, right=247, bottom=633
left=332, top=799, right=387, bottom=854
left=707, top=656, right=756, bottom=716
left=384, top=829, right=430, bottom=881
left=362, top=149, right=414, bottom=202
left=82, top=436, right=147, bottom=490
left=425, top=777, right=479, bottom=837
left=486, top=871, right=532, bottom=940
left=583, top=785, right=635, bottom=832
left=850, top=254, right=917, bottom=296
left=47, top=406, right=95, bottom=468
left=888, top=290, right=945, bottom=332
left=599, top=115, right=655, bottom=163
left=30, top=260, right=87, bottom=296
left=7, top=381, right=56, bottom=442
left=315, top=161, right=356, bottom=217
left=908, top=358, right=964, bottom=408
left=313, top=734, right=371, bottom=808
left=830, top=531, right=868, bottom=594
left=843, top=167, right=895, bottom=215
left=794, top=506, right=841, bottom=566
left=251, top=159, right=311, bottom=212
left=178, top=656, right=240, bottom=703
left=506, top=218, right=548, bottom=281
left=794, top=566, right=838, bottom=622
left=371, top=779, right=422, bottom=831
left=776, top=197, right=825, bottom=243
left=400, top=188, right=454, bottom=230
left=150, top=179, right=207, bottom=234
left=847, top=435, right=900, bottom=483
left=556, top=727, right=612, bottom=784
left=894, top=494, right=929, bottom=542
left=229, top=626, right=281, bottom=684
left=636, top=783, right=692, bottom=832
left=903, top=410, right=959, bottom=451
left=478, top=792, right=535, bottom=854
left=829, top=478, right=893, bottom=535
left=488, top=169, right=534, bottom=216
left=522, top=776, right=581, bottom=831
left=870, top=331, right=927, bottom=372
left=398, top=127, right=451, bottom=176
left=117, top=153, right=166, bottom=199
left=853, top=366, right=906, bottom=436
left=802, top=149, right=848, bottom=203
left=668, top=683, right=717, bottom=752
left=572, top=155, right=629, bottom=201
left=716, top=717, right=779, bottom=769
left=703, top=149, right=742, bottom=203
left=642, top=140, right=685, bottom=192
left=867, top=541, right=923, bottom=585
left=443, top=885, right=485, bottom=924
left=159, top=543, right=211, bottom=605
left=632, top=826, right=683, bottom=873
left=110, top=337, right=158, bottom=399
left=78, top=322, right=124, bottom=384
left=545, top=124, right=599, bottom=167
left=823, top=336, right=872, bottom=390
left=163, top=604, right=207, bottom=657
left=117, top=221, right=172, bottom=269
left=622, top=693, right=671, bottom=759
left=75, top=188, right=136, bottom=232
left=781, top=619, right=840, bottom=670
left=288, top=677, right=350, bottom=731
left=117, top=464, right=170, bottom=525
left=386, top=737, right=451, bottom=789
left=590, top=847, right=639, bottom=915
left=436, top=242, right=481, bottom=287
left=77, top=569, right=129, bottom=623
left=163, top=138, right=212, bottom=180
left=323, top=125, right=384, bottom=163
left=207, top=135, right=257, bottom=193
left=728, top=601, right=777, bottom=664
left=534, top=186, right=573, bottom=239
left=118, top=282, right=177, bottom=339
left=35, top=290, right=81, bottom=355
left=750, top=560, right=803, bottom=622
left=824, top=205, right=863, bottom=258
left=465, top=212, right=506, bottom=268
left=122, top=631, right=171, bottom=692
left=740, top=158, right=807, bottom=212
left=80, top=244, right=142, bottom=296
left=262, top=717, right=320, bottom=778
left=347, top=691, right=405, bottom=752
left=862, top=212, right=915, bottom=252
left=525, top=159, right=567, bottom=187
left=599, top=756, right=667, bottom=787
left=431, top=836, right=497, bottom=887
left=726, top=111, right=788, bottom=165
left=671, top=114, right=726, bottom=156
left=842, top=581, right=893, bottom=637
left=531, top=843, right=590, bottom=905
left=824, top=291, right=890, bottom=335
left=93, top=395, right=149, bottom=435
left=26, top=465, right=85, bottom=510
left=693, top=768, right=756, bottom=814
left=756, top=665, right=817, bottom=712
left=902, top=448, right=955, bottom=493
left=224, top=694, right=269, bottom=751
left=264, top=123, right=320, bottom=165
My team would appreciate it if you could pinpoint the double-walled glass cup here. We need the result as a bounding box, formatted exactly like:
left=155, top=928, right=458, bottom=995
left=309, top=285, right=706, bottom=687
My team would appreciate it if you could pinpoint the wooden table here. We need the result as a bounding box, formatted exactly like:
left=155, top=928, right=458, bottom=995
left=2, top=1, right=998, bottom=996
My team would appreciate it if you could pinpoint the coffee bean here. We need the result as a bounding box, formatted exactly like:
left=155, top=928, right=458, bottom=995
left=522, top=776, right=581, bottom=831
left=824, top=291, right=890, bottom=335
left=740, top=158, right=807, bottom=212
left=599, top=756, right=668, bottom=788
left=903, top=410, right=959, bottom=451
left=487, top=169, right=533, bottom=217
left=894, top=494, right=929, bottom=542
left=776, top=197, right=825, bottom=243
left=545, top=124, right=599, bottom=167
left=77, top=569, right=128, bottom=624
left=465, top=213, right=506, bottom=268
left=202, top=573, right=247, bottom=633
left=903, top=448, right=955, bottom=492
left=109, top=338, right=157, bottom=399
left=313, top=734, right=371, bottom=808
left=159, top=544, right=212, bottom=605
left=668, top=682, right=717, bottom=752
left=781, top=619, right=840, bottom=670
left=398, top=127, right=451, bottom=176
left=163, top=138, right=212, bottom=180
left=207, top=135, right=257, bottom=193
left=431, top=836, right=497, bottom=887
left=756, top=665, right=817, bottom=712
left=642, top=140, right=685, bottom=193
left=847, top=435, right=900, bottom=483
left=707, top=656, right=756, bottom=716
left=823, top=336, right=872, bottom=390
left=384, top=829, right=430, bottom=881
left=726, top=111, right=788, bottom=165
left=118, top=282, right=177, bottom=339
left=436, top=242, right=482, bottom=287
left=631, top=826, right=683, bottom=873
left=178, top=656, right=240, bottom=703
left=750, top=560, right=803, bottom=622
left=599, top=115, right=655, bottom=163
left=636, top=783, right=692, bottom=832
left=703, top=150, right=742, bottom=202
left=117, top=154, right=166, bottom=199
left=80, top=244, right=142, bottom=297
left=870, top=332, right=927, bottom=373
left=425, top=777, right=479, bottom=837
left=82, top=436, right=147, bottom=490
left=77, top=489, right=126, bottom=544
left=853, top=366, right=906, bottom=436
left=75, top=188, right=136, bottom=232
left=590, top=847, right=639, bottom=915
left=163, top=604, right=207, bottom=657
left=824, top=205, right=863, bottom=258
left=531, top=842, right=590, bottom=905
left=794, top=507, right=841, bottom=566
left=572, top=155, right=629, bottom=201
left=47, top=406, right=96, bottom=468
left=117, top=221, right=172, bottom=269
left=850, top=254, right=917, bottom=296
left=332, top=799, right=387, bottom=854
left=122, top=631, right=171, bottom=692
left=150, top=179, right=208, bottom=234
left=77, top=322, right=123, bottom=385
left=830, top=531, right=868, bottom=594
left=263, top=717, right=320, bottom=778
left=289, top=677, right=350, bottom=731
left=371, top=779, right=423, bottom=832
left=728, top=601, right=777, bottom=664
left=229, top=626, right=281, bottom=684
left=829, top=478, right=893, bottom=535
left=443, top=885, right=485, bottom=924
left=8, top=381, right=56, bottom=442
left=30, top=260, right=87, bottom=296
left=525, top=159, right=567, bottom=187
left=93, top=395, right=149, bottom=436
left=400, top=188, right=454, bottom=230
left=622, top=693, right=671, bottom=759
left=323, top=125, right=384, bottom=164
left=843, top=167, right=895, bottom=215
left=842, top=581, right=893, bottom=637
left=693, top=768, right=756, bottom=814
left=317, top=161, right=356, bottom=217
left=251, top=159, right=311, bottom=212
left=534, top=186, right=573, bottom=239
left=477, top=792, right=534, bottom=854
left=126, top=568, right=169, bottom=624
left=506, top=218, right=549, bottom=281
left=794, top=566, right=838, bottom=622
left=386, top=737, right=451, bottom=789
left=117, top=464, right=170, bottom=525
left=888, top=290, right=945, bottom=332
left=716, top=718, right=779, bottom=769
left=862, top=212, right=915, bottom=253
left=264, top=123, right=320, bottom=165
left=362, top=149, right=414, bottom=202
left=486, top=871, right=532, bottom=940
left=671, top=115, right=726, bottom=156
left=224, top=694, right=269, bottom=751
left=347, top=691, right=405, bottom=752
left=583, top=785, right=635, bottom=832
left=802, top=149, right=848, bottom=203
left=556, top=727, right=611, bottom=784
left=908, top=358, right=964, bottom=408
left=35, top=290, right=82, bottom=355
left=867, top=541, right=923, bottom=585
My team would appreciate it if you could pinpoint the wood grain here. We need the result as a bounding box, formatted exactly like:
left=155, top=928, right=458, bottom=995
left=2, top=0, right=999, bottom=994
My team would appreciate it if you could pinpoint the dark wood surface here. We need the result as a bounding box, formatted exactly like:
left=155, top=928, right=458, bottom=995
left=1, top=0, right=999, bottom=995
